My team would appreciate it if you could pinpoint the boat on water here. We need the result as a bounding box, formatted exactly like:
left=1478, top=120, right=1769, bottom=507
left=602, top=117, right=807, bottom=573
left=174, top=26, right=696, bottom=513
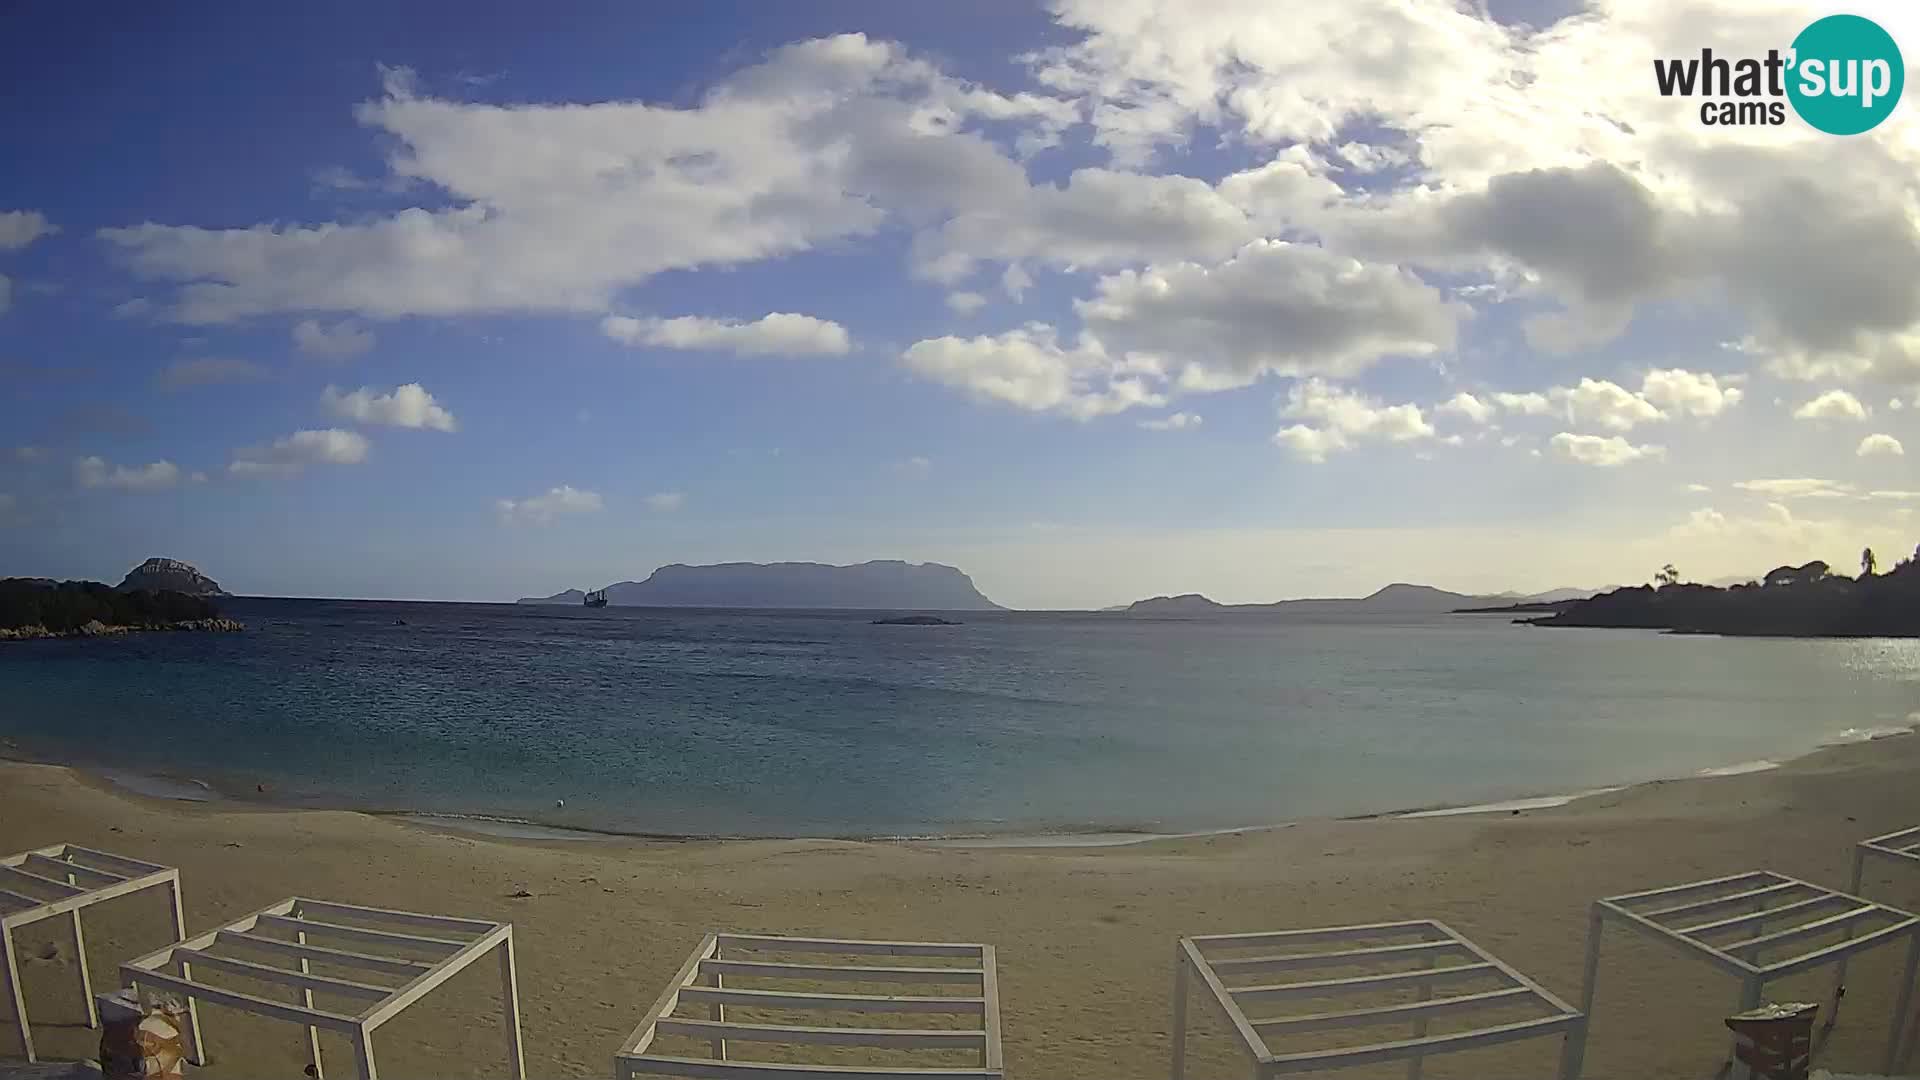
left=583, top=588, right=608, bottom=608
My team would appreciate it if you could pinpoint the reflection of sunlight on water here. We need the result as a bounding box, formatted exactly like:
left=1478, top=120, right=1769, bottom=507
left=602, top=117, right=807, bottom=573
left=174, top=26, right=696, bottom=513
left=1831, top=636, right=1920, bottom=677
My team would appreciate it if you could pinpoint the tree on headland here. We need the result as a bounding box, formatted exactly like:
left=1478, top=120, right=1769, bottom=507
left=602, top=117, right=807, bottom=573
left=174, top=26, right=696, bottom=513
left=1654, top=563, right=1680, bottom=587
left=1862, top=547, right=1877, bottom=577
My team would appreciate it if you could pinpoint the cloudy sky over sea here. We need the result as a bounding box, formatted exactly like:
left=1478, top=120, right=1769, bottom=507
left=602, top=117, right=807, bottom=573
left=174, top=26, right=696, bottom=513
left=3, top=1, right=1918, bottom=607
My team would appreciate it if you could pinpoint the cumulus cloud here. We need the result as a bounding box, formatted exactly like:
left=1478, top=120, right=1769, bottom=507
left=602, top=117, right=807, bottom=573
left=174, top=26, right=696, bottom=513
left=1858, top=434, right=1905, bottom=458
left=1075, top=239, right=1461, bottom=391
left=601, top=313, right=850, bottom=356
left=1273, top=379, right=1433, bottom=462
left=321, top=383, right=458, bottom=431
left=1639, top=369, right=1743, bottom=419
left=497, top=484, right=603, bottom=524
left=1548, top=433, right=1664, bottom=467
left=1140, top=412, right=1202, bottom=431
left=1550, top=379, right=1664, bottom=433
left=1436, top=392, right=1493, bottom=425
left=74, top=456, right=182, bottom=491
left=1732, top=478, right=1855, bottom=500
left=945, top=291, right=987, bottom=315
left=901, top=324, right=1165, bottom=419
left=230, top=428, right=370, bottom=476
left=1792, top=390, right=1869, bottom=422
left=1493, top=391, right=1552, bottom=416
left=156, top=357, right=267, bottom=389
left=292, top=318, right=375, bottom=358
left=97, top=42, right=1076, bottom=323
left=0, top=211, right=57, bottom=251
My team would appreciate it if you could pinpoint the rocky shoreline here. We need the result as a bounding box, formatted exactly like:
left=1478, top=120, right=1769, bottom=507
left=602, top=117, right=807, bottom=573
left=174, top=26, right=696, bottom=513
left=0, top=617, right=244, bottom=641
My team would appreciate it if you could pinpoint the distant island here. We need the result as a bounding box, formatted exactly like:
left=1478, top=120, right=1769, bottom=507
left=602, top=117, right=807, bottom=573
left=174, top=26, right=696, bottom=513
left=519, top=560, right=1004, bottom=611
left=1121, top=583, right=1594, bottom=617
left=1523, top=553, right=1920, bottom=637
left=2, top=568, right=242, bottom=641
left=119, top=556, right=229, bottom=596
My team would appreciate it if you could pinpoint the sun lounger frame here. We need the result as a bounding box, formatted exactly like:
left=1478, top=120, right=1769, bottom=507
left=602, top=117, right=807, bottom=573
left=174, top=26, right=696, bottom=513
left=1832, top=824, right=1920, bottom=1070
left=1573, top=869, right=1920, bottom=1079
left=1171, top=919, right=1585, bottom=1078
left=0, top=843, right=190, bottom=1064
left=614, top=933, right=1003, bottom=1079
left=121, top=896, right=524, bottom=1080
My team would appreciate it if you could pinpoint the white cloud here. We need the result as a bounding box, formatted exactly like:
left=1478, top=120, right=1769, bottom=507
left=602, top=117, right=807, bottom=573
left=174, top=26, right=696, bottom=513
left=292, top=318, right=375, bottom=359
left=230, top=428, right=370, bottom=476
left=0, top=211, right=57, bottom=251
left=1858, top=434, right=1905, bottom=458
left=321, top=383, right=458, bottom=431
left=1274, top=379, right=1433, bottom=462
left=1793, top=389, right=1869, bottom=422
left=901, top=324, right=1165, bottom=420
left=1868, top=490, right=1920, bottom=501
left=645, top=491, right=686, bottom=511
left=1639, top=369, right=1743, bottom=419
left=1140, top=412, right=1202, bottom=431
left=1436, top=392, right=1493, bottom=425
left=97, top=43, right=1075, bottom=323
left=601, top=312, right=850, bottom=356
left=1493, top=391, right=1552, bottom=416
left=496, top=484, right=603, bottom=524
left=1551, top=379, right=1664, bottom=433
left=74, top=456, right=182, bottom=492
left=945, top=291, right=986, bottom=315
left=1733, top=478, right=1855, bottom=500
left=157, top=357, right=268, bottom=389
left=1548, top=433, right=1665, bottom=467
left=1075, top=239, right=1461, bottom=391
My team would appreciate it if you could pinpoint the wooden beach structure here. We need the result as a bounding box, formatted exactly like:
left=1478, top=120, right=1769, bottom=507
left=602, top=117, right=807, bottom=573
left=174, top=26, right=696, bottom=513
left=0, top=844, right=193, bottom=1064
left=121, top=896, right=524, bottom=1080
left=1574, top=870, right=1920, bottom=1079
left=615, top=932, right=1003, bottom=1079
left=1170, top=919, right=1586, bottom=1078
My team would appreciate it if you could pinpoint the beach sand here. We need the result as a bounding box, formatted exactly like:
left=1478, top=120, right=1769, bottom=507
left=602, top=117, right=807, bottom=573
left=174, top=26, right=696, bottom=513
left=3, top=737, right=1920, bottom=1079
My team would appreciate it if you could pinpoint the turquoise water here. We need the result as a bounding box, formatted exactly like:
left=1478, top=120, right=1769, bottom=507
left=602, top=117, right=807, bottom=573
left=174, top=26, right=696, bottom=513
left=1, top=598, right=1916, bottom=837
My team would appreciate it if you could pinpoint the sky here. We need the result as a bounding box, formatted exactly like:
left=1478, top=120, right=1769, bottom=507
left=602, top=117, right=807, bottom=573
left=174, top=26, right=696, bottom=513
left=3, top=0, right=1919, bottom=609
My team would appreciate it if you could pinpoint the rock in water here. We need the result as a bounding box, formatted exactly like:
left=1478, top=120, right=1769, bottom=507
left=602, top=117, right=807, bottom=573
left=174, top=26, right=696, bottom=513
left=118, top=557, right=229, bottom=596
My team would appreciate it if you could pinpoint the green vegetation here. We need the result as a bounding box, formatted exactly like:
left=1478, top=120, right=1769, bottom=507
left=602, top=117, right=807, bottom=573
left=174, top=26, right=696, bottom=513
left=1530, top=544, right=1920, bottom=637
left=0, top=579, right=222, bottom=634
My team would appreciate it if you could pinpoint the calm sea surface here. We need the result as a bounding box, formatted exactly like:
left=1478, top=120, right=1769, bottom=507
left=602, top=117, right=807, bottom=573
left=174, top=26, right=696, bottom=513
left=2, top=598, right=1916, bottom=837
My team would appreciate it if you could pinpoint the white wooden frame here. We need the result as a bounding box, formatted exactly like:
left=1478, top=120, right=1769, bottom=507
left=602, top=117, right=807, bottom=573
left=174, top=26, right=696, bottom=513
left=615, top=933, right=1003, bottom=1079
left=1832, top=825, right=1920, bottom=1063
left=0, top=843, right=194, bottom=1064
left=1573, top=870, right=1920, bottom=1079
left=1171, top=919, right=1586, bottom=1079
left=121, top=896, right=525, bottom=1080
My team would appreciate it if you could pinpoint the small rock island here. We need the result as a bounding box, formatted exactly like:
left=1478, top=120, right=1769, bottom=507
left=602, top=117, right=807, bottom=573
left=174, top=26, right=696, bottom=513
left=2, top=558, right=242, bottom=640
left=871, top=615, right=962, bottom=625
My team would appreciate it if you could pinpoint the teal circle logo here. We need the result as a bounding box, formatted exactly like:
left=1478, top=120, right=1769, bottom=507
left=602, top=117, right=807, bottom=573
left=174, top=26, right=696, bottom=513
left=1787, top=14, right=1904, bottom=135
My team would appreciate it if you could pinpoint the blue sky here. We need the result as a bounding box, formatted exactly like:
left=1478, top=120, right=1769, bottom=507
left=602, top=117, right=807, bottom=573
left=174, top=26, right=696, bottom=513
left=3, top=1, right=1918, bottom=608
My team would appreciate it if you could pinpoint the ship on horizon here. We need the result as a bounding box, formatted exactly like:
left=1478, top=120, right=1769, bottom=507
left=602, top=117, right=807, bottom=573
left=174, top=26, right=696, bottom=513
left=583, top=588, right=608, bottom=608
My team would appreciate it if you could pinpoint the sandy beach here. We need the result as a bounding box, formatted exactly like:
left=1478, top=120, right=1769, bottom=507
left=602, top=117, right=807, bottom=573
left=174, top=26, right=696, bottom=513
left=4, top=736, right=1920, bottom=1079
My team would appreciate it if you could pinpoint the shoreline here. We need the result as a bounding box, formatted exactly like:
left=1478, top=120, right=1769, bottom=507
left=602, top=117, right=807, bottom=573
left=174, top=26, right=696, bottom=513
left=8, top=729, right=1920, bottom=1077
left=14, top=717, right=1912, bottom=849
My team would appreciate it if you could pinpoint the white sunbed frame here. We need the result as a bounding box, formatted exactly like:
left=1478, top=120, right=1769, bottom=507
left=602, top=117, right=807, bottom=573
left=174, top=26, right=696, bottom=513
left=614, top=932, right=1004, bottom=1079
left=121, top=896, right=524, bottom=1080
left=1832, top=824, right=1920, bottom=1067
left=0, top=843, right=192, bottom=1064
left=1573, top=870, right=1920, bottom=1079
left=1171, top=919, right=1586, bottom=1079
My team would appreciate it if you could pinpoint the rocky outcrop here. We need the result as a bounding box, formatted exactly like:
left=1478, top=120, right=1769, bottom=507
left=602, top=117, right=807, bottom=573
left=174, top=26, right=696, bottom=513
left=0, top=617, right=243, bottom=641
left=118, top=558, right=228, bottom=596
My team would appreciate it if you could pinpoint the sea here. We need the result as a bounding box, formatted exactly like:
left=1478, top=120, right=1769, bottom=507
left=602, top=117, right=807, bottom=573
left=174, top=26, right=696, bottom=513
left=1, top=597, right=1916, bottom=840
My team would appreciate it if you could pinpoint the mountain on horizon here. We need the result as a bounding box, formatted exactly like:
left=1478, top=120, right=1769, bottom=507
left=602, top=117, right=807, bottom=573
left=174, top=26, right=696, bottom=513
left=1123, top=582, right=1600, bottom=616
left=518, top=560, right=1004, bottom=611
